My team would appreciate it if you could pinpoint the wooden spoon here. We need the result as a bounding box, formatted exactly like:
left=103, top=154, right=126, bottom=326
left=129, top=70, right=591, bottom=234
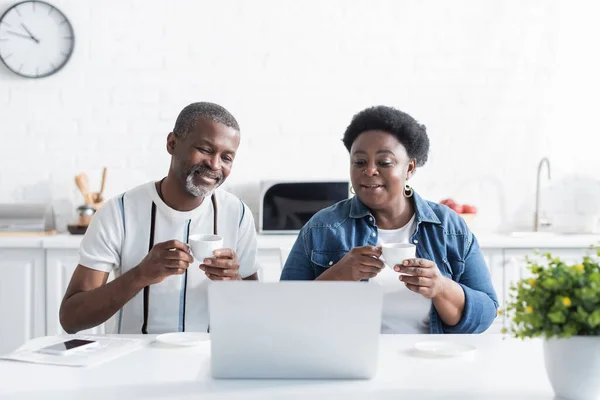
left=99, top=167, right=107, bottom=198
left=75, top=173, right=93, bottom=204
left=91, top=167, right=108, bottom=204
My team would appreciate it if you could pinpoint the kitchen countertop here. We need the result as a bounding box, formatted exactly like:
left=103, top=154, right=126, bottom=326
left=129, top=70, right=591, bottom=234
left=1, top=232, right=600, bottom=250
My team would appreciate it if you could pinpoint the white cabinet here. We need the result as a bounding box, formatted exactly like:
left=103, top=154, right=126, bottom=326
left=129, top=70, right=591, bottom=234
left=256, top=248, right=284, bottom=282
left=482, top=249, right=504, bottom=303
left=279, top=247, right=292, bottom=268
left=480, top=249, right=504, bottom=333
left=45, top=249, right=112, bottom=336
left=0, top=249, right=45, bottom=354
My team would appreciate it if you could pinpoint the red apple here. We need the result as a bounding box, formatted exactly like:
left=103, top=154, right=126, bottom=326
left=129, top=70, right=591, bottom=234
left=440, top=198, right=456, bottom=206
left=462, top=204, right=477, bottom=214
left=448, top=203, right=464, bottom=214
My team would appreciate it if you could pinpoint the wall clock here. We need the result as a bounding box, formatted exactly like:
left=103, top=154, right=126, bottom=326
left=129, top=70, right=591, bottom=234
left=0, top=1, right=74, bottom=78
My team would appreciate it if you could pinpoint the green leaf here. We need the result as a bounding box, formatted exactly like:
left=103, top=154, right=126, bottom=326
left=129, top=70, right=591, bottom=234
left=548, top=310, right=566, bottom=324
left=575, top=306, right=589, bottom=324
left=562, top=323, right=578, bottom=338
left=542, top=278, right=559, bottom=290
left=589, top=310, right=600, bottom=328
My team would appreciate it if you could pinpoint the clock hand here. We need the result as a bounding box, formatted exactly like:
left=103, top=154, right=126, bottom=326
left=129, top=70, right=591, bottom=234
left=20, top=23, right=39, bottom=43
left=6, top=30, right=37, bottom=42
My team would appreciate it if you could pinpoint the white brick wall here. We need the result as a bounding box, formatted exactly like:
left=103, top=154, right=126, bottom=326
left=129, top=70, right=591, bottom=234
left=1, top=0, right=600, bottom=233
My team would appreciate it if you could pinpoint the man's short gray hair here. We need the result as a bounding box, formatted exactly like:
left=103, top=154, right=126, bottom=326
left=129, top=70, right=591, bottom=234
left=173, top=102, right=240, bottom=138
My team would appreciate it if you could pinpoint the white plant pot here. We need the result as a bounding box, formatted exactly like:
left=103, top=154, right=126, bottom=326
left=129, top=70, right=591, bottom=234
left=543, top=336, right=600, bottom=400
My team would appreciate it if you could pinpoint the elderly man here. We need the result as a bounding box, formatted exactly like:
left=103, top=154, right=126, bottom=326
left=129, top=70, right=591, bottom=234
left=60, top=102, right=258, bottom=334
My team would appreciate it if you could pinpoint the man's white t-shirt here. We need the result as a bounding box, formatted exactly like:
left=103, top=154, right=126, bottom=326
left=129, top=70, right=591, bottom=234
left=372, top=215, right=431, bottom=334
left=78, top=181, right=258, bottom=334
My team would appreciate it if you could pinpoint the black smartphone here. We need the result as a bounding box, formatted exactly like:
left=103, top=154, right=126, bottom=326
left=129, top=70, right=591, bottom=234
left=37, top=339, right=98, bottom=355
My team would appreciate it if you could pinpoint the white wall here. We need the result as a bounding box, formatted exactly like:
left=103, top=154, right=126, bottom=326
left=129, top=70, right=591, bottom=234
left=1, top=0, right=600, bottom=233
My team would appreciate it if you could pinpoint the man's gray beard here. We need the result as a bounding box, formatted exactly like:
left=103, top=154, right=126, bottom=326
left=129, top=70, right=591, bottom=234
left=185, top=172, right=220, bottom=198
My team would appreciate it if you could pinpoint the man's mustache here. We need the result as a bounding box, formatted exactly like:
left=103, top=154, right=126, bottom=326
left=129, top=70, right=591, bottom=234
left=188, top=164, right=223, bottom=182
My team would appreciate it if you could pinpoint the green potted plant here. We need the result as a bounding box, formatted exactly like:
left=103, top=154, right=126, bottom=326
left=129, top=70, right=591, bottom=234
left=504, top=249, right=600, bottom=400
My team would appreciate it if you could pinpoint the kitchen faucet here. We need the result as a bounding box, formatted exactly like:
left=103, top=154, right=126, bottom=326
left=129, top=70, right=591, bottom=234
left=534, top=157, right=551, bottom=232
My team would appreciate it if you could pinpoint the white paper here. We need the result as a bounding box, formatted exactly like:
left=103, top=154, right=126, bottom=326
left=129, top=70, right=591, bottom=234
left=0, top=335, right=146, bottom=367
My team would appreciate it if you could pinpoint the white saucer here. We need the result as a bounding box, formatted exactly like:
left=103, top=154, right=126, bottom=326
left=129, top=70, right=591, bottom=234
left=155, top=332, right=210, bottom=347
left=412, top=341, right=476, bottom=358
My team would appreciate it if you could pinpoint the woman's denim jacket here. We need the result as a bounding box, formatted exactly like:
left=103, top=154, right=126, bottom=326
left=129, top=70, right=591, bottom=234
left=280, top=192, right=499, bottom=334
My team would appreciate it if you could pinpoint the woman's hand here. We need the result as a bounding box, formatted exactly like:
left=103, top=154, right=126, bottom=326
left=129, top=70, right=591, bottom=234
left=394, top=258, right=447, bottom=299
left=319, top=246, right=385, bottom=281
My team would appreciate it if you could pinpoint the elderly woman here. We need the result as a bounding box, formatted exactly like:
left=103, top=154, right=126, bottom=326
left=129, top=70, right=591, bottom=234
left=280, top=106, right=498, bottom=334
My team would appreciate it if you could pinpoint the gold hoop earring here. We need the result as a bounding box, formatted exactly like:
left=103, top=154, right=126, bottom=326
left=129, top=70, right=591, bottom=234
left=403, top=184, right=414, bottom=198
left=350, top=186, right=355, bottom=195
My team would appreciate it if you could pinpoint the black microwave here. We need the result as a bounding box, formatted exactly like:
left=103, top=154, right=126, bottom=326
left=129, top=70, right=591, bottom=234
left=259, top=181, right=350, bottom=234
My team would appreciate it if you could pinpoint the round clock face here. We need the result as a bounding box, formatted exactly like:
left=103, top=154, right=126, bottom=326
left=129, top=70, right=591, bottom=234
left=0, top=1, right=74, bottom=78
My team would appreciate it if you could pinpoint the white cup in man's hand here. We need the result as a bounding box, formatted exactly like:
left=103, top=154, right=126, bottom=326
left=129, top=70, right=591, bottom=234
left=188, top=234, right=224, bottom=261
left=381, top=243, right=416, bottom=274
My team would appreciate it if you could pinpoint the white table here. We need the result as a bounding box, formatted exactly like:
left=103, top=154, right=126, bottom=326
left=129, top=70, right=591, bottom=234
left=0, top=334, right=555, bottom=399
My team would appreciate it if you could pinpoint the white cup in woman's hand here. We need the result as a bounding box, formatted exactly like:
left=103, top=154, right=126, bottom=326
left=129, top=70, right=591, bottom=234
left=188, top=234, right=223, bottom=261
left=381, top=243, right=416, bottom=274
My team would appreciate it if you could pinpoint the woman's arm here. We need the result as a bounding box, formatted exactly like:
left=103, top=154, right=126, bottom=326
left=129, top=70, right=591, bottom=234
left=280, top=229, right=316, bottom=280
left=442, top=235, right=499, bottom=333
left=398, top=234, right=498, bottom=332
left=432, top=277, right=466, bottom=327
left=280, top=227, right=384, bottom=281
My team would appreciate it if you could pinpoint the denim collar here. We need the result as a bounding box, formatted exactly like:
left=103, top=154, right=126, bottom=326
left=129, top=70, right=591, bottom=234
left=348, top=191, right=441, bottom=225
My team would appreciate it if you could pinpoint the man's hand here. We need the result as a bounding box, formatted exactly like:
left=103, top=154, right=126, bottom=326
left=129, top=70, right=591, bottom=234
left=136, top=240, right=194, bottom=286
left=199, top=248, right=241, bottom=281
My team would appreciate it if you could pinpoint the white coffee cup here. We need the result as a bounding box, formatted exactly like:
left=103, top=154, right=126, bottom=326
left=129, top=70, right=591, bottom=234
left=188, top=234, right=223, bottom=261
left=381, top=243, right=416, bottom=270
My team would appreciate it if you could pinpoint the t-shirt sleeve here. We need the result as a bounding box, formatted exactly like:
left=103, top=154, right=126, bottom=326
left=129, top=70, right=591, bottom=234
left=236, top=203, right=259, bottom=279
left=78, top=198, right=124, bottom=273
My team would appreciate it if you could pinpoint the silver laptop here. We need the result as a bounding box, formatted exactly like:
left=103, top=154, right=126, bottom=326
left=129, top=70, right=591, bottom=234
left=207, top=281, right=383, bottom=379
